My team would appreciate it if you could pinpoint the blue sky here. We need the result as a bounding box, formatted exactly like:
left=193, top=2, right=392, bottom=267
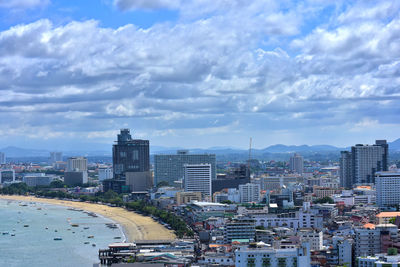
left=0, top=0, right=400, bottom=151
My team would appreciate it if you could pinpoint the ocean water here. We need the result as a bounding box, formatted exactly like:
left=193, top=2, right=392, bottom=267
left=0, top=199, right=125, bottom=267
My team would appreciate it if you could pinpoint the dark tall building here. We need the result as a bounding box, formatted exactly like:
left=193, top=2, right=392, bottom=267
left=104, top=129, right=150, bottom=193
left=212, top=164, right=250, bottom=194
left=112, top=129, right=150, bottom=179
left=340, top=140, right=388, bottom=188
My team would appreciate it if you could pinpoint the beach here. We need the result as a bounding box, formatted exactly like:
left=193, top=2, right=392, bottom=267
left=0, top=195, right=175, bottom=242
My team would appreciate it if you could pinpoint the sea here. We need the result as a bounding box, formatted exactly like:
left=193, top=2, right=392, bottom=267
left=0, top=199, right=126, bottom=267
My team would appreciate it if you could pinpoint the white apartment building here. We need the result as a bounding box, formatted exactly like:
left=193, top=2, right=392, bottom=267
left=239, top=183, right=260, bottom=203
left=376, top=171, right=400, bottom=208
left=184, top=164, right=212, bottom=196
left=98, top=167, right=113, bottom=181
left=235, top=242, right=310, bottom=267
left=297, top=229, right=323, bottom=251
left=67, top=157, right=88, bottom=172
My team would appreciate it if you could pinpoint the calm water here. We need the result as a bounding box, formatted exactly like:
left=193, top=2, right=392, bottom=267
left=0, top=199, right=125, bottom=267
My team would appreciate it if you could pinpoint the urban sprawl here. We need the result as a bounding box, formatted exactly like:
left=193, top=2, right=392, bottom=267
left=1, top=129, right=400, bottom=267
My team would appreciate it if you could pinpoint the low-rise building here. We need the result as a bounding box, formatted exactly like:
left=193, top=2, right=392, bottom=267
left=235, top=242, right=311, bottom=267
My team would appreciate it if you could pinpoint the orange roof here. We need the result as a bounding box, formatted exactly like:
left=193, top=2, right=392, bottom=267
left=376, top=212, right=400, bottom=218
left=356, top=185, right=371, bottom=190
left=363, top=223, right=375, bottom=229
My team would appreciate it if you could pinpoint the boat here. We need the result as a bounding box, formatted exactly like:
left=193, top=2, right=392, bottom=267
left=84, top=242, right=89, bottom=244
left=45, top=227, right=48, bottom=230
left=83, top=227, right=89, bottom=230
left=54, top=237, right=62, bottom=241
left=87, top=235, right=94, bottom=239
left=114, top=236, right=121, bottom=239
left=11, top=234, right=15, bottom=236
left=24, top=225, right=29, bottom=227
left=2, top=232, right=9, bottom=235
left=71, top=224, right=79, bottom=227
left=55, top=230, right=58, bottom=232
left=92, top=244, right=96, bottom=247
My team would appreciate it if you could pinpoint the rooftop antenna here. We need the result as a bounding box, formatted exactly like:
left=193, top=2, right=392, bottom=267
left=248, top=137, right=252, bottom=177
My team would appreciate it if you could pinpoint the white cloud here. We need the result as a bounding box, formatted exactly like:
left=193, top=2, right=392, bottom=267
left=114, top=0, right=180, bottom=11
left=0, top=0, right=400, bottom=148
left=0, top=0, right=49, bottom=9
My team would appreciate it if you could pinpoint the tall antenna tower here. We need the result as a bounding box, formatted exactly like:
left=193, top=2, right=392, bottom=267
left=248, top=137, right=252, bottom=177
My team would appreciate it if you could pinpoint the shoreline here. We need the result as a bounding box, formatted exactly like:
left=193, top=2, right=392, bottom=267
left=0, top=195, right=175, bottom=242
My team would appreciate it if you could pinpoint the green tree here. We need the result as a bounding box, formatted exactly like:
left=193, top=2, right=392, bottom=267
left=49, top=179, right=65, bottom=188
left=314, top=196, right=334, bottom=204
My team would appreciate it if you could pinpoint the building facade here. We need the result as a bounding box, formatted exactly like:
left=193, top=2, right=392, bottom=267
left=239, top=183, right=260, bottom=203
left=376, top=171, right=400, bottom=208
left=289, top=153, right=304, bottom=174
left=184, top=164, right=212, bottom=196
left=98, top=167, right=113, bottom=181
left=340, top=140, right=388, bottom=187
left=0, top=152, right=5, bottom=164
left=154, top=150, right=216, bottom=186
left=67, top=157, right=87, bottom=172
left=235, top=243, right=311, bottom=267
left=112, top=129, right=150, bottom=180
left=50, top=152, right=63, bottom=163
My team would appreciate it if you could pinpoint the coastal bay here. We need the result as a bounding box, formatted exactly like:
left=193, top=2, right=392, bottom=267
left=0, top=195, right=175, bottom=242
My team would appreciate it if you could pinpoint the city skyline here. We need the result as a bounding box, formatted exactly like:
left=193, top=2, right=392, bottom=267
left=1, top=0, right=400, bottom=150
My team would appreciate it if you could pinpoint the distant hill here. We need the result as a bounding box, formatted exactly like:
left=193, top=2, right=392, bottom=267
left=2, top=138, right=399, bottom=159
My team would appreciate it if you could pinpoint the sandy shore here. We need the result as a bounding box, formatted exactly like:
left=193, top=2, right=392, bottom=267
left=0, top=195, right=175, bottom=242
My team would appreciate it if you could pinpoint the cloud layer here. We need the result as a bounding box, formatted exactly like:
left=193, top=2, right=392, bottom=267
left=0, top=0, right=400, bottom=149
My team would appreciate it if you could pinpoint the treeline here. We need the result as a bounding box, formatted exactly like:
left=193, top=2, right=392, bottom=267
left=0, top=183, right=193, bottom=238
left=126, top=201, right=193, bottom=238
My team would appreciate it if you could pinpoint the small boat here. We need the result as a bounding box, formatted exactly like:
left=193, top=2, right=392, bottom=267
left=2, top=232, right=9, bottom=235
left=87, top=235, right=94, bottom=239
left=11, top=234, right=15, bottom=236
left=114, top=236, right=121, bottom=239
left=72, top=232, right=75, bottom=234
left=37, top=208, right=42, bottom=210
left=45, top=227, right=48, bottom=230
left=92, top=244, right=96, bottom=247
left=84, top=242, right=89, bottom=244
left=54, top=237, right=62, bottom=241
left=55, top=230, right=58, bottom=232
left=83, top=227, right=89, bottom=230
left=24, top=225, right=29, bottom=227
left=71, top=224, right=79, bottom=227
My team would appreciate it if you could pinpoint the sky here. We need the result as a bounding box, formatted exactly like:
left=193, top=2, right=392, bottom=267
left=0, top=0, right=399, bottom=151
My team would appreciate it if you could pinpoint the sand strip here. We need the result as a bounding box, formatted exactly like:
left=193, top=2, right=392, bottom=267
left=0, top=195, right=175, bottom=242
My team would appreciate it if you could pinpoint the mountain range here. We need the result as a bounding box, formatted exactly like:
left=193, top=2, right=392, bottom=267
left=1, top=138, right=400, bottom=158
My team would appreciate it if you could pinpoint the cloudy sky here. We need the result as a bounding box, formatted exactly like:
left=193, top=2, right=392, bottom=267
left=0, top=0, right=399, bottom=151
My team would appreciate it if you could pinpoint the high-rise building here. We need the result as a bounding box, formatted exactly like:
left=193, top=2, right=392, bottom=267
left=289, top=153, right=304, bottom=174
left=239, top=183, right=260, bottom=203
left=67, top=157, right=87, bottom=172
left=340, top=140, right=388, bottom=187
left=340, top=151, right=352, bottom=188
left=49, top=152, right=63, bottom=163
left=376, top=171, right=400, bottom=208
left=184, top=164, right=212, bottom=196
left=112, top=129, right=149, bottom=180
left=154, top=150, right=216, bottom=186
left=0, top=152, right=5, bottom=164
